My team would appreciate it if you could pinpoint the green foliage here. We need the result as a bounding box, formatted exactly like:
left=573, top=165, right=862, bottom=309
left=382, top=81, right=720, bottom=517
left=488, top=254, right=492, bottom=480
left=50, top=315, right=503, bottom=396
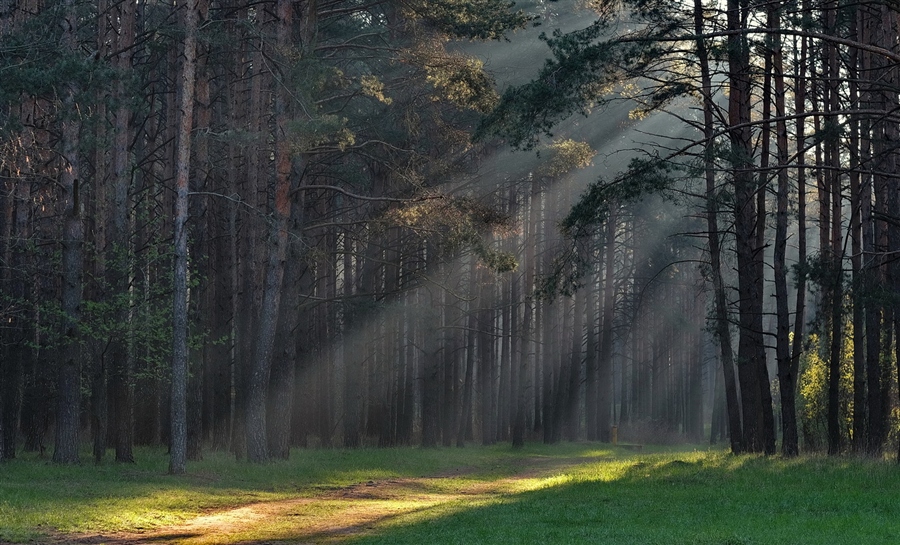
left=408, top=0, right=533, bottom=40
left=536, top=139, right=596, bottom=178
left=425, top=55, right=499, bottom=113
left=562, top=157, right=677, bottom=238
left=0, top=2, right=115, bottom=111
left=288, top=114, right=356, bottom=152
left=383, top=196, right=516, bottom=273
left=474, top=20, right=665, bottom=149
left=797, top=331, right=854, bottom=452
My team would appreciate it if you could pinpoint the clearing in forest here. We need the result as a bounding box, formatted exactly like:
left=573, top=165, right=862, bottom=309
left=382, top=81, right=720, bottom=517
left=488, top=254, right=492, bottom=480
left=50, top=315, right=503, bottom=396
left=3, top=444, right=900, bottom=544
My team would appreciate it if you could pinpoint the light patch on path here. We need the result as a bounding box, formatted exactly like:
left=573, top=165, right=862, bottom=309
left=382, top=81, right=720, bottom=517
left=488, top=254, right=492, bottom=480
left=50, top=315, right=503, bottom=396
left=62, top=456, right=594, bottom=545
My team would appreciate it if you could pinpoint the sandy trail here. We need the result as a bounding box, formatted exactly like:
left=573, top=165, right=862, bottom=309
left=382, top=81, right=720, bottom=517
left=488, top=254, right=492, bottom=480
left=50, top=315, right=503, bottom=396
left=53, top=456, right=589, bottom=545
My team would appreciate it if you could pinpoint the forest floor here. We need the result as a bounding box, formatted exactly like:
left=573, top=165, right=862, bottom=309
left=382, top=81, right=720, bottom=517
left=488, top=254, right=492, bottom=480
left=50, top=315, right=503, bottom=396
left=5, top=443, right=900, bottom=545
left=51, top=455, right=586, bottom=545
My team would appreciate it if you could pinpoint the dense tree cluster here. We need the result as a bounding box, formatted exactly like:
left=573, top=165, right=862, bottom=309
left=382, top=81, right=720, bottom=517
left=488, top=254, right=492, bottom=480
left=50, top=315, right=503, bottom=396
left=482, top=0, right=900, bottom=457
left=1, top=0, right=899, bottom=469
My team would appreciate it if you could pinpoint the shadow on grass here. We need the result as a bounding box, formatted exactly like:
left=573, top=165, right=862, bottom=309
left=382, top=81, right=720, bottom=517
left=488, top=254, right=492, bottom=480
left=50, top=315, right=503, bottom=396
left=340, top=453, right=900, bottom=545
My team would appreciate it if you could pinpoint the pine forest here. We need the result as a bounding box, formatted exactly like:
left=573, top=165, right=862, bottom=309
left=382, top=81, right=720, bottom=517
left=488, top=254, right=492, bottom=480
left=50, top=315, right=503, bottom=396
left=2, top=0, right=900, bottom=469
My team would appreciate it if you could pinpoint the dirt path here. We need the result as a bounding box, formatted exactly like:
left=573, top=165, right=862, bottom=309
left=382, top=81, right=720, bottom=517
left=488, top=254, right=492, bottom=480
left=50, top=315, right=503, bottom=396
left=52, top=456, right=592, bottom=545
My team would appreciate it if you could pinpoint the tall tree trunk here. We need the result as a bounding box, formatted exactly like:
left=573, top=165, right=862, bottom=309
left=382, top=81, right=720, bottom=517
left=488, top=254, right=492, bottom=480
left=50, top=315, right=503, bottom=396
left=267, top=194, right=302, bottom=460
left=111, top=0, right=136, bottom=464
left=246, top=0, right=294, bottom=463
left=848, top=13, right=866, bottom=454
left=598, top=208, right=616, bottom=442
left=457, top=257, right=479, bottom=446
left=478, top=264, right=496, bottom=445
left=695, top=0, right=742, bottom=453
left=584, top=238, right=599, bottom=441
left=771, top=2, right=799, bottom=457
left=790, top=30, right=809, bottom=457
left=170, top=0, right=198, bottom=475
left=859, top=3, right=883, bottom=456
left=53, top=0, right=84, bottom=465
left=825, top=2, right=843, bottom=456
left=4, top=178, right=31, bottom=460
left=566, top=277, right=585, bottom=442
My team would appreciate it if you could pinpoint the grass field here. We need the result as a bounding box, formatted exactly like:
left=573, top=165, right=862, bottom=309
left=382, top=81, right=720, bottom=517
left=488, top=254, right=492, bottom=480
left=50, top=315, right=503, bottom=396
left=0, top=443, right=898, bottom=544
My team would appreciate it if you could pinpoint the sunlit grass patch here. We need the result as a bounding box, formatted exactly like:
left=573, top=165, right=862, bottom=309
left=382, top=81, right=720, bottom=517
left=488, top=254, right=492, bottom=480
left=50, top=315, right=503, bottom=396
left=7, top=444, right=898, bottom=545
left=349, top=449, right=900, bottom=545
left=0, top=442, right=612, bottom=542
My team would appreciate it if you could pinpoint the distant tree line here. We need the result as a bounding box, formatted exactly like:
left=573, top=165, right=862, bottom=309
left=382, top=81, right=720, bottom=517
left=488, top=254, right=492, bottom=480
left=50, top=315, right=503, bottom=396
left=1, top=0, right=898, bottom=469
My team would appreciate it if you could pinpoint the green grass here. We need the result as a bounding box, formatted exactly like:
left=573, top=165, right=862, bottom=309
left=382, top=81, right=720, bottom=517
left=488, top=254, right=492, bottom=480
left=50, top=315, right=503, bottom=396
left=2, top=444, right=899, bottom=544
left=349, top=450, right=900, bottom=545
left=0, top=442, right=602, bottom=542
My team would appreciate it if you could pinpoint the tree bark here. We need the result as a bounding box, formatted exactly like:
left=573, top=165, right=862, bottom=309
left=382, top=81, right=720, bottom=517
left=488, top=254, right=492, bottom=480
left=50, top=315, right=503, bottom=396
left=696, top=0, right=742, bottom=453
left=598, top=208, right=616, bottom=442
left=170, top=0, right=198, bottom=475
left=53, top=0, right=84, bottom=466
left=245, top=0, right=294, bottom=463
left=771, top=2, right=800, bottom=457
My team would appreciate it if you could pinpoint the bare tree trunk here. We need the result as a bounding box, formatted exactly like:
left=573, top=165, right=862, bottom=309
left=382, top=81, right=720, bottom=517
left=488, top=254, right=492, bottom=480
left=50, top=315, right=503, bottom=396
left=565, top=277, right=584, bottom=442
left=53, top=0, right=84, bottom=466
left=695, top=0, right=742, bottom=453
left=457, top=256, right=479, bottom=446
left=170, top=0, right=198, bottom=475
left=790, top=30, right=809, bottom=456
left=848, top=12, right=866, bottom=454
left=584, top=237, right=599, bottom=441
left=825, top=1, right=843, bottom=456
left=111, top=0, right=136, bottom=464
left=858, top=3, right=887, bottom=457
left=771, top=2, right=799, bottom=457
left=598, top=208, right=616, bottom=442
left=246, top=0, right=294, bottom=463
left=479, top=261, right=496, bottom=445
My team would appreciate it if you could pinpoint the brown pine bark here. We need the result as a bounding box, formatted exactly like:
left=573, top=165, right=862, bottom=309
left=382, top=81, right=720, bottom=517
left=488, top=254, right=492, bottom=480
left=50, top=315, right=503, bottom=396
left=170, top=0, right=198, bottom=475
left=246, top=0, right=295, bottom=463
